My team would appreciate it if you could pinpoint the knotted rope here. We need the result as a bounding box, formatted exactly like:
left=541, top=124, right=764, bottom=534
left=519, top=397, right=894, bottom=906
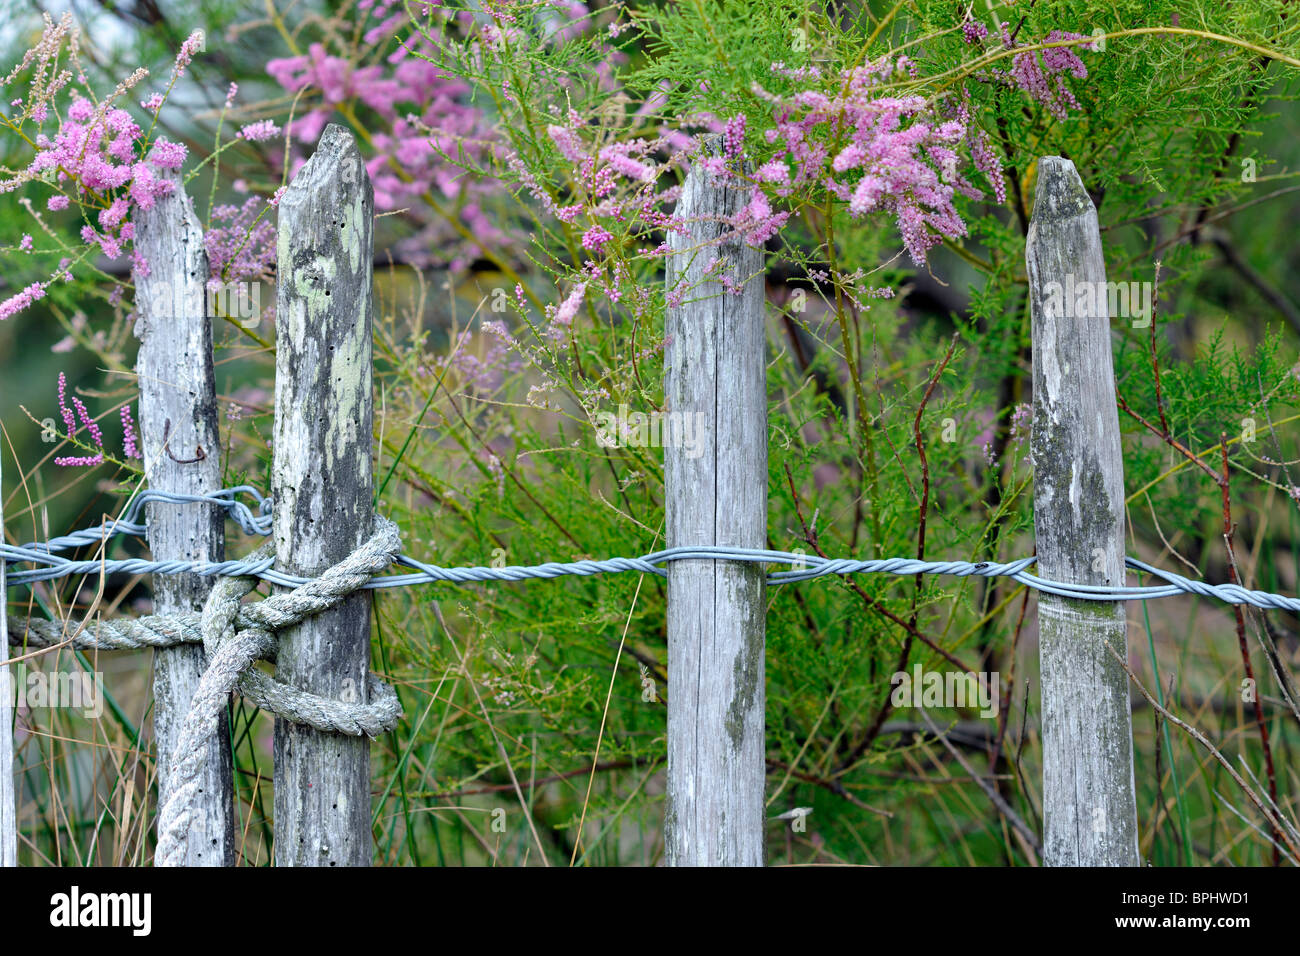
left=12, top=487, right=1300, bottom=862
left=146, top=518, right=404, bottom=867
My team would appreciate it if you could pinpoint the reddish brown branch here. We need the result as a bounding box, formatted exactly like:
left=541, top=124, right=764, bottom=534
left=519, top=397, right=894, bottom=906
left=1148, top=262, right=1170, bottom=436
left=765, top=759, right=892, bottom=818
left=1116, top=390, right=1223, bottom=486
left=781, top=464, right=976, bottom=675
left=1219, top=436, right=1281, bottom=866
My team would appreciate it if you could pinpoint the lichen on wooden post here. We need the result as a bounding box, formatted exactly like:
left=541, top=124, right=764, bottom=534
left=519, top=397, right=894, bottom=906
left=1026, top=155, right=1139, bottom=867
left=133, top=168, right=233, bottom=866
left=664, top=137, right=768, bottom=867
left=272, top=123, right=376, bottom=867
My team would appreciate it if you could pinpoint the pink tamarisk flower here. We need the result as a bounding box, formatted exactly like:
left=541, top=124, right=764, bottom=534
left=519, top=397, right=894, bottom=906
left=548, top=123, right=584, bottom=162
left=581, top=225, right=614, bottom=252
left=599, top=144, right=656, bottom=183
left=549, top=281, right=587, bottom=339
left=0, top=282, right=48, bottom=321
left=723, top=113, right=746, bottom=157
left=238, top=120, right=281, bottom=142
left=121, top=404, right=140, bottom=459
left=738, top=189, right=789, bottom=246
left=997, top=27, right=1091, bottom=121
left=53, top=371, right=105, bottom=467
left=172, top=30, right=206, bottom=79
left=962, top=20, right=989, bottom=44
left=205, top=197, right=276, bottom=283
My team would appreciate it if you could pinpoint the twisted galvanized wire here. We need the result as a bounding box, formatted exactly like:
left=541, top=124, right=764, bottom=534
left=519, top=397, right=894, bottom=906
left=9, top=485, right=1300, bottom=865
left=4, top=486, right=273, bottom=587
left=6, top=487, right=1300, bottom=612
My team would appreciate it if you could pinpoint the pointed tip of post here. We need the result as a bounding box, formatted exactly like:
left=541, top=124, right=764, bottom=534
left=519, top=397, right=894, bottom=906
left=283, top=122, right=369, bottom=207
left=687, top=133, right=748, bottom=180
left=676, top=134, right=751, bottom=228
left=1031, top=156, right=1094, bottom=223
left=133, top=165, right=198, bottom=246
left=318, top=122, right=359, bottom=158
left=698, top=133, right=724, bottom=156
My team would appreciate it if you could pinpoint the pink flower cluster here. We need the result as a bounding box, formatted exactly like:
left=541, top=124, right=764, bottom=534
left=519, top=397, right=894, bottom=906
left=267, top=42, right=402, bottom=144
left=723, top=113, right=746, bottom=157
left=542, top=115, right=673, bottom=264
left=746, top=56, right=998, bottom=264
left=663, top=22, right=1095, bottom=266
left=0, top=282, right=46, bottom=321
left=735, top=188, right=788, bottom=246
left=0, top=63, right=195, bottom=322
left=549, top=282, right=587, bottom=339
left=714, top=25, right=1090, bottom=265
left=121, top=404, right=140, bottom=459
left=265, top=0, right=501, bottom=267
left=52, top=371, right=139, bottom=467
left=173, top=30, right=205, bottom=78
left=205, top=197, right=276, bottom=284
left=24, top=95, right=184, bottom=260
left=1009, top=401, right=1032, bottom=445
left=962, top=20, right=990, bottom=44
left=548, top=118, right=665, bottom=207
left=994, top=26, right=1092, bottom=121
left=238, top=120, right=281, bottom=142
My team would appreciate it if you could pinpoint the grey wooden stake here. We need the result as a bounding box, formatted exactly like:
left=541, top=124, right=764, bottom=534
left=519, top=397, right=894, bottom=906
left=664, top=138, right=767, bottom=866
left=272, top=124, right=375, bottom=867
left=1027, top=156, right=1139, bottom=866
left=133, top=169, right=233, bottom=866
left=1, top=454, right=15, bottom=868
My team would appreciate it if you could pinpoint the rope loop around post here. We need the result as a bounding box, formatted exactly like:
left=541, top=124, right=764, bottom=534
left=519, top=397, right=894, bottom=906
left=154, top=516, right=404, bottom=866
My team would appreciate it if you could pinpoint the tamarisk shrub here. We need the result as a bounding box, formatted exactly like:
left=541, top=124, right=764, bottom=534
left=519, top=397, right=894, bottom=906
left=2, top=0, right=1299, bottom=867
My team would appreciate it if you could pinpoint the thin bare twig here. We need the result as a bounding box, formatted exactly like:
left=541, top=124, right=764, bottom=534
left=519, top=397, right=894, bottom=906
left=1104, top=637, right=1298, bottom=862
left=917, top=707, right=1041, bottom=861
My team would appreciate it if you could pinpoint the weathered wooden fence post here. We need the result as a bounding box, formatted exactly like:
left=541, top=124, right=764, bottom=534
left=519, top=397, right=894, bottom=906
left=1, top=454, right=15, bottom=867
left=664, top=138, right=768, bottom=866
left=272, top=124, right=376, bottom=866
left=1026, top=156, right=1139, bottom=866
left=133, top=169, right=234, bottom=865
